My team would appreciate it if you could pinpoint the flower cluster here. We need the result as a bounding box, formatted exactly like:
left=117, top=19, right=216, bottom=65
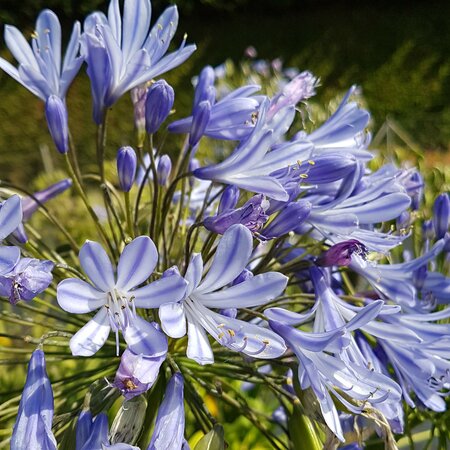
left=0, top=0, right=449, bottom=449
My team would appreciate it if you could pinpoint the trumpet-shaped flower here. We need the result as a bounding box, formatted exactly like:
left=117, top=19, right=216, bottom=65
left=158, top=224, right=288, bottom=364
left=57, top=236, right=186, bottom=356
left=0, top=9, right=83, bottom=101
left=11, top=349, right=57, bottom=450
left=0, top=195, right=23, bottom=275
left=82, top=0, right=196, bottom=123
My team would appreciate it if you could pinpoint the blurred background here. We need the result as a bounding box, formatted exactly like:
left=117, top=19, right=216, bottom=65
left=0, top=0, right=449, bottom=183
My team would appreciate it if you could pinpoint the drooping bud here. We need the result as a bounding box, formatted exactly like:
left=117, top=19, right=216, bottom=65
left=45, top=95, right=69, bottom=154
left=189, top=100, right=211, bottom=147
left=433, top=193, right=449, bottom=240
left=316, top=239, right=368, bottom=267
left=157, top=155, right=172, bottom=186
left=145, top=80, right=174, bottom=134
left=117, top=146, right=137, bottom=192
left=218, top=185, right=240, bottom=214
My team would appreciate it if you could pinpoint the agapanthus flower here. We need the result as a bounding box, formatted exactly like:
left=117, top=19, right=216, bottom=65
left=169, top=65, right=263, bottom=141
left=11, top=349, right=57, bottom=450
left=159, top=224, right=287, bottom=364
left=82, top=0, right=196, bottom=123
left=147, top=373, right=186, bottom=450
left=0, top=9, right=82, bottom=101
left=0, top=258, right=53, bottom=305
left=57, top=236, right=186, bottom=356
left=316, top=239, right=368, bottom=267
left=0, top=195, right=23, bottom=275
left=76, top=410, right=139, bottom=450
left=113, top=347, right=165, bottom=399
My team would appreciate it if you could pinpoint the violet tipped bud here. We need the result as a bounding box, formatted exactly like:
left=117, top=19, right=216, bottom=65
left=131, top=84, right=148, bottom=146
left=316, top=239, right=368, bottom=267
left=117, top=146, right=137, bottom=192
left=422, top=220, right=434, bottom=240
left=45, top=95, right=69, bottom=154
left=433, top=193, right=449, bottom=240
left=145, top=80, right=174, bottom=134
left=157, top=155, right=172, bottom=186
left=218, top=185, right=240, bottom=214
left=189, top=100, right=211, bottom=147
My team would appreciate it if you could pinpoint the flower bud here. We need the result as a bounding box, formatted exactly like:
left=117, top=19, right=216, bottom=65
left=218, top=186, right=240, bottom=214
left=145, top=80, right=174, bottom=134
left=157, top=155, right=172, bottom=186
left=422, top=219, right=434, bottom=240
left=194, top=66, right=215, bottom=105
left=45, top=95, right=69, bottom=154
left=117, top=146, right=137, bottom=192
left=189, top=100, right=211, bottom=147
left=433, top=193, right=449, bottom=240
left=131, top=83, right=148, bottom=146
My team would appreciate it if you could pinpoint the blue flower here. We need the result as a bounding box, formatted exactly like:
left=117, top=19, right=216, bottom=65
left=0, top=9, right=82, bottom=101
left=82, top=0, right=196, bottom=123
left=0, top=195, right=22, bottom=275
left=147, top=373, right=186, bottom=450
left=57, top=236, right=187, bottom=356
left=158, top=224, right=287, bottom=364
left=11, top=349, right=57, bottom=450
left=169, top=65, right=262, bottom=141
left=0, top=258, right=54, bottom=305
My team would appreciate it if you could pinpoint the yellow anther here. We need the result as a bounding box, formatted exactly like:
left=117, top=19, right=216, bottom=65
left=31, top=31, right=39, bottom=39
left=217, top=323, right=225, bottom=328
left=262, top=339, right=270, bottom=345
left=218, top=332, right=225, bottom=340
left=308, top=160, right=315, bottom=165
left=227, top=329, right=235, bottom=337
left=299, top=173, right=309, bottom=179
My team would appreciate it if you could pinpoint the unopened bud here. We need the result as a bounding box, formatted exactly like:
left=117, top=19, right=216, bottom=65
left=157, top=154, right=172, bottom=186
left=189, top=100, right=211, bottom=147
left=45, top=95, right=69, bottom=154
left=145, top=80, right=174, bottom=134
left=218, top=186, right=240, bottom=214
left=433, top=193, right=449, bottom=240
left=117, top=146, right=137, bottom=192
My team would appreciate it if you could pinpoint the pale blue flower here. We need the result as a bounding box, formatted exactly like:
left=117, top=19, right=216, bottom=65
left=11, top=349, right=57, bottom=450
left=82, top=0, right=196, bottom=123
left=159, top=224, right=287, bottom=364
left=57, top=236, right=187, bottom=356
left=0, top=9, right=82, bottom=101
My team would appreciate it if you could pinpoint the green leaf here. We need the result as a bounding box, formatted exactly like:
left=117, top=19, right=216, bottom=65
left=194, top=424, right=225, bottom=450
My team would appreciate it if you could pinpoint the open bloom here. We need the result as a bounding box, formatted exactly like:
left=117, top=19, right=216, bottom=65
left=0, top=9, right=82, bottom=101
left=159, top=224, right=288, bottom=364
left=11, top=349, right=57, bottom=450
left=57, top=236, right=186, bottom=356
left=82, top=0, right=196, bottom=123
left=0, top=195, right=23, bottom=275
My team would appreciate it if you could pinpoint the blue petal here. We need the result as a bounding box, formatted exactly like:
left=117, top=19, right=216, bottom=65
left=159, top=302, right=186, bottom=338
left=0, top=246, right=20, bottom=276
left=123, top=316, right=167, bottom=357
left=186, top=320, right=214, bottom=365
left=79, top=240, right=115, bottom=292
left=0, top=195, right=23, bottom=240
left=185, top=253, right=203, bottom=295
left=57, top=278, right=105, bottom=314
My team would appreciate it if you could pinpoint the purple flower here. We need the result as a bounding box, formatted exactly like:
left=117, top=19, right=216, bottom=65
left=113, top=348, right=165, bottom=399
left=433, top=193, right=449, bottom=240
left=82, top=0, right=196, bottom=123
left=0, top=195, right=22, bottom=275
left=117, top=146, right=137, bottom=192
left=218, top=185, right=240, bottom=214
left=45, top=95, right=69, bottom=154
left=316, top=239, right=368, bottom=267
left=147, top=373, right=186, bottom=450
left=11, top=350, right=57, bottom=450
left=159, top=224, right=287, bottom=364
left=145, top=80, right=175, bottom=134
left=157, top=155, right=172, bottom=186
left=0, top=9, right=82, bottom=101
left=0, top=258, right=53, bottom=305
left=169, top=65, right=262, bottom=141
left=57, top=236, right=186, bottom=356
left=203, top=194, right=269, bottom=235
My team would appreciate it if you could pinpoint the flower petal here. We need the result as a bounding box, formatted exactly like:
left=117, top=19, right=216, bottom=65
left=123, top=316, right=167, bottom=357
left=70, top=308, right=110, bottom=356
left=185, top=253, right=203, bottom=295
left=186, top=320, right=214, bottom=365
left=0, top=246, right=20, bottom=276
left=0, top=195, right=23, bottom=240
left=116, top=236, right=157, bottom=291
left=133, top=274, right=187, bottom=308
left=197, top=272, right=287, bottom=308
left=79, top=240, right=115, bottom=292
left=57, top=278, right=106, bottom=314
left=159, top=302, right=186, bottom=338
left=196, top=224, right=252, bottom=293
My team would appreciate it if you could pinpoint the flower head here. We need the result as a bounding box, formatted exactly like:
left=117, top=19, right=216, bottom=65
left=57, top=236, right=186, bottom=356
